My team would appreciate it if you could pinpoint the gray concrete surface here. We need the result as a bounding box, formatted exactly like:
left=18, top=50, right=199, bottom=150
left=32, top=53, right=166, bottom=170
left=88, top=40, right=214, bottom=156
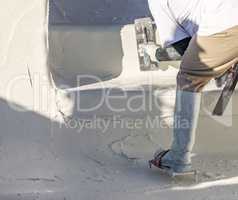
left=50, top=0, right=151, bottom=25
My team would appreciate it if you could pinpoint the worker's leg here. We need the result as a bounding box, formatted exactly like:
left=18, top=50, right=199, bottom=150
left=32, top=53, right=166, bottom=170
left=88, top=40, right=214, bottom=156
left=160, top=89, right=201, bottom=172
left=158, top=26, right=238, bottom=172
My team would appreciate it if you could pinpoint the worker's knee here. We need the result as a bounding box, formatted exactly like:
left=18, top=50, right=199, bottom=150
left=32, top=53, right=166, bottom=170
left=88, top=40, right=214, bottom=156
left=176, top=71, right=211, bottom=92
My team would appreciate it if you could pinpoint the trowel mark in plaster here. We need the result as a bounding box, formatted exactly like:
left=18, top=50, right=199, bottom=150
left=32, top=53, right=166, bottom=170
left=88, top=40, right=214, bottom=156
left=0, top=0, right=38, bottom=68
left=171, top=176, right=238, bottom=191
left=109, top=131, right=158, bottom=160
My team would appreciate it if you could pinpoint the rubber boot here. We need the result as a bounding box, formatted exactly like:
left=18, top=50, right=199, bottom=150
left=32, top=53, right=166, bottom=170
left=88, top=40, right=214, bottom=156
left=161, top=90, right=201, bottom=173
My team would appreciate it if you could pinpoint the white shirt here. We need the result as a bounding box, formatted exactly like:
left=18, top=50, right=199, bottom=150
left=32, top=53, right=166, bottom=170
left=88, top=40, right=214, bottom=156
left=148, top=0, right=238, bottom=47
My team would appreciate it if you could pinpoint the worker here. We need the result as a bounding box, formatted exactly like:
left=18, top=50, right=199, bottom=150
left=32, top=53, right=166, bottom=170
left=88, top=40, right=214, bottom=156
left=145, top=0, right=238, bottom=173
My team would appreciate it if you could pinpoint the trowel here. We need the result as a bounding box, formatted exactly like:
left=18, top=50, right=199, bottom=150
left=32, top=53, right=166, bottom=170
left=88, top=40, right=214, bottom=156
left=135, top=18, right=159, bottom=71
left=135, top=17, right=181, bottom=71
left=213, top=64, right=238, bottom=116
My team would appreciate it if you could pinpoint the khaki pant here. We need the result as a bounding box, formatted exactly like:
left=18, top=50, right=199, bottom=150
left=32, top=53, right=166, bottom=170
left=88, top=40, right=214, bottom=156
left=178, top=26, right=238, bottom=92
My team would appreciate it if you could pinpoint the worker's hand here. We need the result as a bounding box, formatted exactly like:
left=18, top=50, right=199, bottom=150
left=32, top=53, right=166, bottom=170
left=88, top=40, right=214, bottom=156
left=139, top=42, right=160, bottom=63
